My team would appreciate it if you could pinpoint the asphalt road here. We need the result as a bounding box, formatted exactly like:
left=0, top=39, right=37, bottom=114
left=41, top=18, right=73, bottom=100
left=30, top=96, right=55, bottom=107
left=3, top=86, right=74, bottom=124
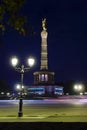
left=0, top=95, right=87, bottom=108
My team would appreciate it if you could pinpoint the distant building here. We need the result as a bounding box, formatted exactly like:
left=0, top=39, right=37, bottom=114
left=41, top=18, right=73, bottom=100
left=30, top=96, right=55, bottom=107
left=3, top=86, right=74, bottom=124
left=28, top=18, right=63, bottom=97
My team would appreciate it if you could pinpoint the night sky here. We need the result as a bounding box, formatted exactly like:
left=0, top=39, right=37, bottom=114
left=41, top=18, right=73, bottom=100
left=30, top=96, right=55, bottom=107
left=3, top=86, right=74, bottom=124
left=0, top=0, right=87, bottom=89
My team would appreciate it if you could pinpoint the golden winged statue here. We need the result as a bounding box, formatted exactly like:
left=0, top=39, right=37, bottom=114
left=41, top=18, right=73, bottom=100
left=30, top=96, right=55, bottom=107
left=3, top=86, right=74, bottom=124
left=42, top=18, right=47, bottom=31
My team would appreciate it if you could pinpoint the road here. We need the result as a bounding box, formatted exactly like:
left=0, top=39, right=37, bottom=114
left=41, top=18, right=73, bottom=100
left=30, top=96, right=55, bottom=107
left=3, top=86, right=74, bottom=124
left=0, top=95, right=87, bottom=107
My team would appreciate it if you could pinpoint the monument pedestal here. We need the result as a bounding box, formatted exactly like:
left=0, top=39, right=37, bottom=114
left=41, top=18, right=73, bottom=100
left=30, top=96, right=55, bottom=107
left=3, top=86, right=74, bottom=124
left=34, top=71, right=55, bottom=85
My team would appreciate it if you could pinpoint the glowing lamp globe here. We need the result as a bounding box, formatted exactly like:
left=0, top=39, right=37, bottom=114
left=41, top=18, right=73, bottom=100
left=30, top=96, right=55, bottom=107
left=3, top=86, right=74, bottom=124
left=28, top=57, right=35, bottom=67
left=11, top=57, right=18, bottom=67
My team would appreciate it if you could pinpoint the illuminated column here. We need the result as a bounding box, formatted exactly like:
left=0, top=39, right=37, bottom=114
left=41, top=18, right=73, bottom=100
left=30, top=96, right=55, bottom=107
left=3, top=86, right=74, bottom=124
left=33, top=18, right=55, bottom=85
left=40, top=18, right=48, bottom=70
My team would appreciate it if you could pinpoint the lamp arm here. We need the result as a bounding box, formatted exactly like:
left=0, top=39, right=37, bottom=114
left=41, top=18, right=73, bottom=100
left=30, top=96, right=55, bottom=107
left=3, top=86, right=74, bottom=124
left=24, top=67, right=30, bottom=72
left=15, top=67, right=21, bottom=73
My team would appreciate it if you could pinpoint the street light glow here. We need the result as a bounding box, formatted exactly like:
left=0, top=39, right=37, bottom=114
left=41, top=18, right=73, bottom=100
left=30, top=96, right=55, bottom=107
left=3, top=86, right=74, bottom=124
left=74, top=85, right=78, bottom=90
left=22, top=85, right=24, bottom=89
left=16, top=84, right=24, bottom=90
left=28, top=57, right=35, bottom=67
left=78, top=85, right=82, bottom=90
left=74, top=84, right=84, bottom=93
left=11, top=57, right=18, bottom=67
left=16, top=84, right=21, bottom=90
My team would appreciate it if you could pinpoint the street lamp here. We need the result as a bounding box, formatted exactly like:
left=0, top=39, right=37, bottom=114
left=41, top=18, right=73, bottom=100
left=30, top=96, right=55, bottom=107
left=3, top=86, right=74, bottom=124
left=74, top=84, right=84, bottom=95
left=16, top=84, right=24, bottom=91
left=11, top=56, right=35, bottom=117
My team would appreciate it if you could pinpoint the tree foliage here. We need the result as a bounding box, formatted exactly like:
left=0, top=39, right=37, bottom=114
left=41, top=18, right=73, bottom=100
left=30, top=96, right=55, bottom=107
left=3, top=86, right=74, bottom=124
left=0, top=79, right=12, bottom=92
left=0, top=0, right=28, bottom=35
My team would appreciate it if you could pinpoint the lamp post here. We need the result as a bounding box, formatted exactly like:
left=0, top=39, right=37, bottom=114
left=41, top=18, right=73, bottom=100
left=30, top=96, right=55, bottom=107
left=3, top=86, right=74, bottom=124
left=74, top=84, right=84, bottom=95
left=11, top=56, right=35, bottom=117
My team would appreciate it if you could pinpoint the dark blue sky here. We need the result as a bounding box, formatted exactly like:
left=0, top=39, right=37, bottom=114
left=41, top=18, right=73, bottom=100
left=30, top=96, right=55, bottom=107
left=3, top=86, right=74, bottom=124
left=0, top=0, right=87, bottom=89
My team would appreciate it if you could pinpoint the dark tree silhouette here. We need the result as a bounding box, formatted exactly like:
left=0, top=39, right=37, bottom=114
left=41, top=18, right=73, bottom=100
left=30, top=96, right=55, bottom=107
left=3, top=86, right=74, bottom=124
left=0, top=0, right=30, bottom=36
left=0, top=79, right=12, bottom=92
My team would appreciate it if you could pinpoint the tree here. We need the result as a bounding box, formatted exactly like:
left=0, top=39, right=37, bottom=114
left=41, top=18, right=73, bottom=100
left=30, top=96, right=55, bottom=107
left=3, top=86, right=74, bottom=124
left=0, top=0, right=31, bottom=36
left=63, top=80, right=75, bottom=95
left=0, top=79, right=12, bottom=92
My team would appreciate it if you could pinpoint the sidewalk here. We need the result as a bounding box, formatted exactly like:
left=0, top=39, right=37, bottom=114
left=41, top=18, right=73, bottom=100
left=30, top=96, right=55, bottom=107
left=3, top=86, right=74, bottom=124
left=0, top=115, right=87, bottom=122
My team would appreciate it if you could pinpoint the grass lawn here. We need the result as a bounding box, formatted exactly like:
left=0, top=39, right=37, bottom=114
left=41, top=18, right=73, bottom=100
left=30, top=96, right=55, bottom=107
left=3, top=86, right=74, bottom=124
left=0, top=106, right=87, bottom=122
